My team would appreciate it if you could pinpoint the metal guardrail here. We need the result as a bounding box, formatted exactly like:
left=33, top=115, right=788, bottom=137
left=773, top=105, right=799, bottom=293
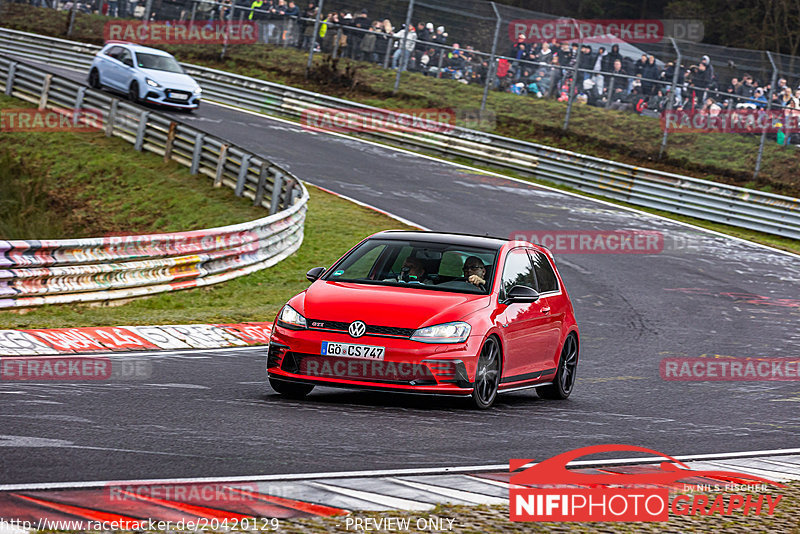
left=1, top=27, right=798, bottom=241
left=0, top=53, right=308, bottom=309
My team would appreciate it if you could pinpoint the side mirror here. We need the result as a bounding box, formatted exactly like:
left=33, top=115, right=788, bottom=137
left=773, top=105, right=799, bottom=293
left=505, top=285, right=539, bottom=303
left=306, top=266, right=326, bottom=282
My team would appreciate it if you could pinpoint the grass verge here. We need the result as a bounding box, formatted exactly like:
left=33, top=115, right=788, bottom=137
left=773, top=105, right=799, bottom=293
left=1, top=4, right=799, bottom=198
left=0, top=96, right=410, bottom=329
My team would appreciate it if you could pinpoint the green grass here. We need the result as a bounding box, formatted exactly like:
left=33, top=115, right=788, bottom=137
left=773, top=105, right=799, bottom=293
left=1, top=4, right=798, bottom=198
left=0, top=96, right=411, bottom=329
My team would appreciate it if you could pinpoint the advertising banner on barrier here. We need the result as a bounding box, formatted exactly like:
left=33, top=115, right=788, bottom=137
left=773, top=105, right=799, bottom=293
left=104, top=21, right=258, bottom=45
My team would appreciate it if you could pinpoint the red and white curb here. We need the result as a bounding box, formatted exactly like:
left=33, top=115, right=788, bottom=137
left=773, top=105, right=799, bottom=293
left=0, top=451, right=798, bottom=527
left=0, top=323, right=272, bottom=356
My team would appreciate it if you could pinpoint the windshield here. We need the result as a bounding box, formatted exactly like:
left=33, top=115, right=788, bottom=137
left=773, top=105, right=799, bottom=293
left=135, top=53, right=184, bottom=73
left=324, top=239, right=498, bottom=294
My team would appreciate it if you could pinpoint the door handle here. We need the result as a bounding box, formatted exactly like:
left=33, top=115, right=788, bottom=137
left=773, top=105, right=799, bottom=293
left=541, top=306, right=551, bottom=314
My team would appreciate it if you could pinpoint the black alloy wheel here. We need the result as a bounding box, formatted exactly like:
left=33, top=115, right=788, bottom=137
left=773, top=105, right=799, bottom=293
left=471, top=336, right=501, bottom=409
left=538, top=334, right=578, bottom=400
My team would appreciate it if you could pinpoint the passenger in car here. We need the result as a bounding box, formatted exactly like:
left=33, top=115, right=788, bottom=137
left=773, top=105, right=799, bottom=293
left=384, top=256, right=428, bottom=284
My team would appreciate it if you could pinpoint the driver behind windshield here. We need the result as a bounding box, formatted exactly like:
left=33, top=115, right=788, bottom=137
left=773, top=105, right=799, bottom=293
left=462, top=256, right=487, bottom=288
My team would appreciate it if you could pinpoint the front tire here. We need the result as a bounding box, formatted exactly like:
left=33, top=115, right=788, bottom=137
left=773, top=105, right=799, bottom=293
left=128, top=81, right=139, bottom=104
left=89, top=68, right=101, bottom=89
left=471, top=336, right=501, bottom=409
left=538, top=334, right=578, bottom=400
left=269, top=377, right=314, bottom=399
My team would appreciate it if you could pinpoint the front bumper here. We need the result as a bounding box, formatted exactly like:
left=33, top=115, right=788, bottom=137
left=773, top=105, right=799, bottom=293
left=267, top=325, right=482, bottom=395
left=144, top=86, right=200, bottom=109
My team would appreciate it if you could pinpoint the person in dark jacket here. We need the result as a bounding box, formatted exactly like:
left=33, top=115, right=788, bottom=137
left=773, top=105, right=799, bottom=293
left=577, top=44, right=595, bottom=82
left=602, top=44, right=623, bottom=72
left=641, top=54, right=659, bottom=95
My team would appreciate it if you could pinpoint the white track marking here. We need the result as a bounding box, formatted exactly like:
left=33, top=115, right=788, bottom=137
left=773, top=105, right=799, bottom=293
left=2, top=449, right=799, bottom=492
left=386, top=477, right=506, bottom=505
left=307, top=482, right=434, bottom=510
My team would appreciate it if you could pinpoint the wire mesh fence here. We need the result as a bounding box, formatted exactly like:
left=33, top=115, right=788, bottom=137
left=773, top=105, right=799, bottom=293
left=3, top=0, right=800, bottom=184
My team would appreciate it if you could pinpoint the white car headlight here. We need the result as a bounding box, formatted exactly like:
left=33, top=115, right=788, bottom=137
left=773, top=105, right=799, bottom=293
left=411, top=321, right=471, bottom=343
left=145, top=78, right=160, bottom=87
left=278, top=304, right=307, bottom=329
left=193, top=87, right=203, bottom=94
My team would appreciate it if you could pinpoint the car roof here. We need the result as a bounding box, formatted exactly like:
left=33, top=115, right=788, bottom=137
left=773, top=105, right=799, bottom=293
left=104, top=42, right=173, bottom=56
left=370, top=230, right=511, bottom=250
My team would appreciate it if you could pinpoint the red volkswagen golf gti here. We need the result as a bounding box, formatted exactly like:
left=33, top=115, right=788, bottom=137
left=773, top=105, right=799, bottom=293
left=267, top=231, right=579, bottom=408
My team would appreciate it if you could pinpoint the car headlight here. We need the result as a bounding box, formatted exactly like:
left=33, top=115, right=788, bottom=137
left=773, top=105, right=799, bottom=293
left=277, top=304, right=307, bottom=329
left=194, top=87, right=203, bottom=94
left=145, top=78, right=160, bottom=87
left=411, top=321, right=471, bottom=343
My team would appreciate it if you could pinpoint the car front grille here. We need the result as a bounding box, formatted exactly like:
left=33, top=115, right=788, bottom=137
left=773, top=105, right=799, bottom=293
left=164, top=89, right=193, bottom=103
left=306, top=319, right=414, bottom=338
left=280, top=352, right=436, bottom=385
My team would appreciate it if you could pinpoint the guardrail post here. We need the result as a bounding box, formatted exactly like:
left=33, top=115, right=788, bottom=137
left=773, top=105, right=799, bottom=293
left=269, top=170, right=284, bottom=214
left=39, top=74, right=53, bottom=109
left=392, top=0, right=415, bottom=94
left=105, top=98, right=118, bottom=137
left=435, top=48, right=444, bottom=78
left=72, top=86, right=86, bottom=126
left=214, top=144, right=229, bottom=187
left=254, top=163, right=269, bottom=207
left=235, top=154, right=251, bottom=196
left=383, top=37, right=392, bottom=69
left=605, top=78, right=615, bottom=109
left=481, top=2, right=501, bottom=113
left=5, top=62, right=17, bottom=96
left=755, top=51, right=779, bottom=180
left=66, top=6, right=77, bottom=37
left=190, top=132, right=205, bottom=174
left=304, top=0, right=324, bottom=78
left=658, top=38, right=681, bottom=160
left=164, top=121, right=177, bottom=162
left=563, top=19, right=583, bottom=131
left=134, top=111, right=149, bottom=151
left=331, top=26, right=341, bottom=59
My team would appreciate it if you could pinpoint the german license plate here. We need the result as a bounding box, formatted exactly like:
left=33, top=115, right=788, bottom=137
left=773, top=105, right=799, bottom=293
left=321, top=341, right=385, bottom=360
left=169, top=92, right=189, bottom=100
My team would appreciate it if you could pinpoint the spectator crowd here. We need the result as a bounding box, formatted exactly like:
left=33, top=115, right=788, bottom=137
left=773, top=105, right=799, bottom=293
left=19, top=0, right=800, bottom=142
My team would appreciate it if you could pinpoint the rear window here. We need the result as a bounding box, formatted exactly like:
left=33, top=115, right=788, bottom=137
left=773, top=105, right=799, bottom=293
left=531, top=250, right=559, bottom=293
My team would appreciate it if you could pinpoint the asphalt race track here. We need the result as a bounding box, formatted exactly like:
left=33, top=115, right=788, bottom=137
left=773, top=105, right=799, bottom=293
left=1, top=60, right=799, bottom=484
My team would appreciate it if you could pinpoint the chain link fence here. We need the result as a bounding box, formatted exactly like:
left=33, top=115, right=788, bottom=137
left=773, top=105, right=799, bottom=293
left=3, top=0, right=800, bottom=183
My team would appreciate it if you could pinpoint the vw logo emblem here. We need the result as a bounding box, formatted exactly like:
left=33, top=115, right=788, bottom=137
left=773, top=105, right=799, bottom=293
left=348, top=320, right=366, bottom=338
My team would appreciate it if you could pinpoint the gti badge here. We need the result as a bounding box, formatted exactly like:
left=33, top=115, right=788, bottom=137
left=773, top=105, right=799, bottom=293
left=348, top=320, right=366, bottom=338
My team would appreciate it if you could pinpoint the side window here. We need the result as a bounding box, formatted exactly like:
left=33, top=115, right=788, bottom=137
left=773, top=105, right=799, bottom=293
left=105, top=46, right=122, bottom=60
left=118, top=49, right=133, bottom=66
left=531, top=251, right=559, bottom=293
left=500, top=248, right=536, bottom=299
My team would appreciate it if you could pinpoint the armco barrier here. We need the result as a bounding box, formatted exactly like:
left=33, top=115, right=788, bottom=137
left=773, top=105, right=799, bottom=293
left=0, top=27, right=799, bottom=240
left=0, top=55, right=308, bottom=309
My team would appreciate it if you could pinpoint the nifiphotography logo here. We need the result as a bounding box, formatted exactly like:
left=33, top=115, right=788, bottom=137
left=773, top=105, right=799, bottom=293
left=510, top=444, right=784, bottom=522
